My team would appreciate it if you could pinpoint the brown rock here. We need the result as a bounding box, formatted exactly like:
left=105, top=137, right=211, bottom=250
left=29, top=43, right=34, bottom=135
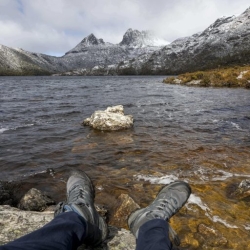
left=18, top=188, right=55, bottom=212
left=112, top=194, right=140, bottom=228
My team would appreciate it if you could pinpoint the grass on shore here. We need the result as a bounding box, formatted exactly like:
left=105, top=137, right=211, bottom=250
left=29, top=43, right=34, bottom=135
left=163, top=66, right=250, bottom=88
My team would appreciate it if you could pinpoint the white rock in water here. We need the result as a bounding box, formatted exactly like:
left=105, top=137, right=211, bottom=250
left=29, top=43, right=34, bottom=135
left=83, top=105, right=133, bottom=131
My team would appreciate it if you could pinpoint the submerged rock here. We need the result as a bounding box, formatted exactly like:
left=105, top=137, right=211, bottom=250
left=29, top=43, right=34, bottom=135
left=231, top=179, right=250, bottom=201
left=18, top=188, right=55, bottom=212
left=83, top=105, right=133, bottom=131
left=0, top=182, right=13, bottom=206
left=71, top=142, right=98, bottom=153
left=0, top=181, right=21, bottom=206
left=198, top=223, right=228, bottom=248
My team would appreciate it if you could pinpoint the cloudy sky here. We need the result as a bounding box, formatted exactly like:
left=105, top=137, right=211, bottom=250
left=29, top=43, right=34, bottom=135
left=1, top=0, right=249, bottom=56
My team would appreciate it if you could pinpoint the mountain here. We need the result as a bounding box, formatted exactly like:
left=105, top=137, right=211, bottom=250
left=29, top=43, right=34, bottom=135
left=59, top=6, right=250, bottom=76
left=0, top=45, right=65, bottom=75
left=0, top=6, right=250, bottom=76
left=119, top=28, right=168, bottom=47
left=0, top=29, right=167, bottom=75
left=120, top=7, right=250, bottom=75
left=62, top=29, right=168, bottom=71
left=62, top=33, right=128, bottom=70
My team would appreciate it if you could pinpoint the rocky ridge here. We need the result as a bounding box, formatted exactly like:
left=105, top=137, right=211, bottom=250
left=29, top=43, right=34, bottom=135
left=124, top=7, right=250, bottom=75
left=0, top=29, right=167, bottom=76
left=57, top=7, right=250, bottom=76
left=0, top=7, right=250, bottom=76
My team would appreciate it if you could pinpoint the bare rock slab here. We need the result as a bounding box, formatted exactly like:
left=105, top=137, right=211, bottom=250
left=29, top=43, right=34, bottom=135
left=107, top=228, right=136, bottom=250
left=83, top=105, right=133, bottom=131
left=0, top=205, right=54, bottom=245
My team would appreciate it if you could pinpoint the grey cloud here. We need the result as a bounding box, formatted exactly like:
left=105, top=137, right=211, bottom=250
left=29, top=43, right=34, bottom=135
left=0, top=0, right=249, bottom=55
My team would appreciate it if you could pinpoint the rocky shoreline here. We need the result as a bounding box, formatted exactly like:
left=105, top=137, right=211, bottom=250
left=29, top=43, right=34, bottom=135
left=1, top=179, right=250, bottom=249
left=0, top=181, right=138, bottom=250
left=0, top=168, right=142, bottom=250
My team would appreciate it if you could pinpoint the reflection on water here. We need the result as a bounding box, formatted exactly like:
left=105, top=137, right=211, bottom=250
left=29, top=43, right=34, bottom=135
left=0, top=76, right=250, bottom=249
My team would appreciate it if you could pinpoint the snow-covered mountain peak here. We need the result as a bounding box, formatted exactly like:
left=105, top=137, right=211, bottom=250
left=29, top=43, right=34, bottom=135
left=65, top=33, right=106, bottom=55
left=119, top=28, right=168, bottom=48
left=80, top=33, right=105, bottom=47
left=119, top=28, right=142, bottom=46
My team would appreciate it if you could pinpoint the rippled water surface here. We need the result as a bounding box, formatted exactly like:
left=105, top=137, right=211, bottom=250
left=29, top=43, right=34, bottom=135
left=1, top=76, right=250, bottom=249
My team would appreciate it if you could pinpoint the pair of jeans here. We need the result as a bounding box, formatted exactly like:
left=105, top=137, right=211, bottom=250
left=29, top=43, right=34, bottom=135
left=0, top=212, right=172, bottom=250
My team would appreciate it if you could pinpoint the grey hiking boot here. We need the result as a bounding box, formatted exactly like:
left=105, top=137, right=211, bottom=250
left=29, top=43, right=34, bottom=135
left=54, top=170, right=108, bottom=246
left=128, top=181, right=191, bottom=245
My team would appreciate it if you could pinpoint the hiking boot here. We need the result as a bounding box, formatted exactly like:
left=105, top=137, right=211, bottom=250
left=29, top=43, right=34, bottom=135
left=128, top=181, right=191, bottom=241
left=54, top=170, right=108, bottom=246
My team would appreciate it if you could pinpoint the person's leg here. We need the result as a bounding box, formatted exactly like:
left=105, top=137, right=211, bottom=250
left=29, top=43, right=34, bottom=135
left=136, top=219, right=172, bottom=250
left=0, top=170, right=108, bottom=250
left=128, top=181, right=191, bottom=250
left=0, top=212, right=87, bottom=250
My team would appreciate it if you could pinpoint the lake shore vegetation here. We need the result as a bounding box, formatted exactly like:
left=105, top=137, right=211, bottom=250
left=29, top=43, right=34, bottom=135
left=163, top=65, right=250, bottom=88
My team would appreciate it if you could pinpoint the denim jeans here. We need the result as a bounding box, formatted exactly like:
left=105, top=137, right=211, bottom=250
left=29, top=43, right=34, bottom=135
left=0, top=213, right=172, bottom=250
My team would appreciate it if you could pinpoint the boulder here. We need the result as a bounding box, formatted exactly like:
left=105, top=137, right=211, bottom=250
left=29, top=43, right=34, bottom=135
left=18, top=188, right=55, bottom=212
left=112, top=194, right=140, bottom=228
left=83, top=105, right=133, bottom=131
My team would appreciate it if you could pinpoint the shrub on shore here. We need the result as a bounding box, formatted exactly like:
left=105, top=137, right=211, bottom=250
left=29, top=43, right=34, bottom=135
left=163, top=66, right=250, bottom=88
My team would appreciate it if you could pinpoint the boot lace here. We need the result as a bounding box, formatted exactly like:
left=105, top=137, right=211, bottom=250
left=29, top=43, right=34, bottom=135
left=153, top=196, right=178, bottom=218
left=69, top=185, right=89, bottom=205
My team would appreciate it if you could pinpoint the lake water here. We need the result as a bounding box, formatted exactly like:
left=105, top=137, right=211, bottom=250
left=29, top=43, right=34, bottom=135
left=0, top=76, right=250, bottom=249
